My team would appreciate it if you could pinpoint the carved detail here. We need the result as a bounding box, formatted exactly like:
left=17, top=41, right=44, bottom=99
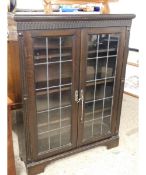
left=16, top=19, right=132, bottom=31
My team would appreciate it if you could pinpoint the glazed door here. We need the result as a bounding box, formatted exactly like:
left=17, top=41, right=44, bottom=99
left=78, top=28, right=125, bottom=145
left=23, top=29, right=80, bottom=160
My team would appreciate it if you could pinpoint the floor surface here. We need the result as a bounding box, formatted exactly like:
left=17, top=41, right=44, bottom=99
left=12, top=94, right=138, bottom=175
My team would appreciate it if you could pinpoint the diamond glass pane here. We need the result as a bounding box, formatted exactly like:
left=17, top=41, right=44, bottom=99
left=83, top=33, right=119, bottom=141
left=33, top=36, right=73, bottom=153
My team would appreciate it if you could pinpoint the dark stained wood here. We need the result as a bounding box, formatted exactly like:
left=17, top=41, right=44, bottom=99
left=8, top=41, right=22, bottom=104
left=77, top=27, right=88, bottom=146
left=13, top=13, right=135, bottom=175
left=27, top=135, right=119, bottom=175
left=8, top=13, right=22, bottom=106
left=78, top=27, right=126, bottom=146
left=114, top=27, right=131, bottom=135
left=106, top=135, right=119, bottom=149
left=14, top=14, right=135, bottom=22
left=22, top=31, right=38, bottom=161
left=21, top=29, right=80, bottom=161
left=8, top=97, right=16, bottom=175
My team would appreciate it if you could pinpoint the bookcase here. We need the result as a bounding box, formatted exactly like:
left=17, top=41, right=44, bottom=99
left=13, top=13, right=135, bottom=175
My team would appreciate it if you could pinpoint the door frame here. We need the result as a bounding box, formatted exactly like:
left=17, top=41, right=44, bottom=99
left=77, top=27, right=126, bottom=146
left=22, top=29, right=81, bottom=161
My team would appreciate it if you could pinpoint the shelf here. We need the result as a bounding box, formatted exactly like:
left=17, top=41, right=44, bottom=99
left=37, top=104, right=72, bottom=114
left=34, top=59, right=72, bottom=66
left=86, top=77, right=114, bottom=86
left=38, top=117, right=70, bottom=129
left=85, top=107, right=110, bottom=117
left=38, top=125, right=71, bottom=136
left=88, top=48, right=117, bottom=55
left=35, top=77, right=72, bottom=89
left=36, top=85, right=71, bottom=95
left=34, top=52, right=72, bottom=62
left=36, top=91, right=71, bottom=112
left=33, top=43, right=72, bottom=50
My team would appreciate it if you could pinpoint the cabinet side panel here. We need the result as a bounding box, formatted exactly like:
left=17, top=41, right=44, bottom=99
left=17, top=34, right=34, bottom=162
left=115, top=28, right=131, bottom=134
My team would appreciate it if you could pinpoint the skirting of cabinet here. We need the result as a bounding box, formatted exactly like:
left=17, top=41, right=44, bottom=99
left=26, top=135, right=119, bottom=175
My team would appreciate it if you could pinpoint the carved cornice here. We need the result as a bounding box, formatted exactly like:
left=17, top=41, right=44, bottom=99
left=14, top=14, right=135, bottom=31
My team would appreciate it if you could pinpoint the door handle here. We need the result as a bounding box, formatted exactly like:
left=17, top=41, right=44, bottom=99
left=80, top=89, right=84, bottom=122
left=75, top=89, right=84, bottom=121
left=75, top=90, right=79, bottom=102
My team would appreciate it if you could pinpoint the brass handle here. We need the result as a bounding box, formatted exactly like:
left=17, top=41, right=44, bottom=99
left=75, top=90, right=82, bottom=103
left=80, top=89, right=84, bottom=122
left=75, top=89, right=84, bottom=121
left=75, top=90, right=79, bottom=102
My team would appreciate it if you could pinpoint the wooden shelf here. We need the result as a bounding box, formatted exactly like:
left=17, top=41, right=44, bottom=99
left=36, top=85, right=71, bottom=95
left=33, top=43, right=72, bottom=50
left=38, top=117, right=70, bottom=128
left=38, top=125, right=71, bottom=137
left=36, top=77, right=71, bottom=90
left=88, top=48, right=117, bottom=55
left=85, top=107, right=110, bottom=117
left=86, top=78, right=114, bottom=86
left=34, top=52, right=72, bottom=61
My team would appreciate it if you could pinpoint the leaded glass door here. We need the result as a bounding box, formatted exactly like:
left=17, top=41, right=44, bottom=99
left=78, top=28, right=125, bottom=145
left=23, top=30, right=80, bottom=160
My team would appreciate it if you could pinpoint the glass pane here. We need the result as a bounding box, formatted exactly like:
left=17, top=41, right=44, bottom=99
left=34, top=63, right=60, bottom=89
left=83, top=33, right=118, bottom=141
left=49, top=88, right=60, bottom=109
left=85, top=82, right=105, bottom=102
left=103, top=98, right=112, bottom=116
left=61, top=62, right=72, bottom=84
left=95, top=83, right=105, bottom=100
left=105, top=79, right=114, bottom=97
left=38, top=133, right=49, bottom=153
left=50, top=130, right=60, bottom=149
left=93, top=118, right=102, bottom=137
left=94, top=100, right=103, bottom=118
left=102, top=116, right=111, bottom=135
left=88, top=35, right=98, bottom=58
left=96, top=57, right=107, bottom=79
left=61, top=88, right=71, bottom=107
left=49, top=110, right=60, bottom=130
left=37, top=112, right=49, bottom=134
left=85, top=85, right=94, bottom=102
left=48, top=63, right=60, bottom=87
left=35, top=65, right=47, bottom=89
left=33, top=36, right=73, bottom=153
left=86, top=59, right=96, bottom=81
left=61, top=126, right=71, bottom=146
left=109, top=34, right=119, bottom=56
left=33, top=37, right=47, bottom=64
left=47, top=37, right=60, bottom=63
left=33, top=36, right=72, bottom=64
left=98, top=34, right=108, bottom=57
left=107, top=56, right=116, bottom=77
left=36, top=91, right=48, bottom=112
left=84, top=102, right=93, bottom=121
left=61, top=107, right=71, bottom=127
left=84, top=121, right=92, bottom=140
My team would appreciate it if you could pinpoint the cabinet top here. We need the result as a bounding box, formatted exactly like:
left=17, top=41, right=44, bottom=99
left=11, top=13, right=135, bottom=31
left=14, top=13, right=135, bottom=22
